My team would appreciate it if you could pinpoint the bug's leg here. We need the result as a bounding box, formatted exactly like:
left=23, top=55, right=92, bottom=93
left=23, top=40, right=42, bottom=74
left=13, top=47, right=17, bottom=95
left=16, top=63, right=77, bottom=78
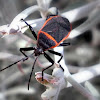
left=28, top=57, right=38, bottom=90
left=20, top=47, right=35, bottom=57
left=0, top=56, right=29, bottom=72
left=48, top=50, right=63, bottom=63
left=59, top=42, right=70, bottom=46
left=21, top=19, right=37, bottom=40
left=19, top=47, right=35, bottom=73
left=0, top=47, right=33, bottom=72
left=48, top=50, right=64, bottom=71
left=42, top=52, right=54, bottom=81
left=46, top=15, right=58, bottom=20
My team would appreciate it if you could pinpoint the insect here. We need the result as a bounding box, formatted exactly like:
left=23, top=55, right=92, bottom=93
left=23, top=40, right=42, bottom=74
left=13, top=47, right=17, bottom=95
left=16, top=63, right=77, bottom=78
left=0, top=15, right=71, bottom=90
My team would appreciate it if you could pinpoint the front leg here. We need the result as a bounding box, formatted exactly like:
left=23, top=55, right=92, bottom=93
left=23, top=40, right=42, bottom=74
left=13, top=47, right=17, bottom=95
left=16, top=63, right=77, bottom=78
left=20, top=47, right=35, bottom=57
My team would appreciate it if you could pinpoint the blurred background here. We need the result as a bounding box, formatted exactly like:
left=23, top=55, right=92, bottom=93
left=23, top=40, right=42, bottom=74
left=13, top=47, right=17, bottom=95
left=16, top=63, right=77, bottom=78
left=0, top=0, right=100, bottom=100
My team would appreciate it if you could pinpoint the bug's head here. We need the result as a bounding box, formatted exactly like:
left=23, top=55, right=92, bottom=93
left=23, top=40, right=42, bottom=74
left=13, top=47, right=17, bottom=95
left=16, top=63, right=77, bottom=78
left=34, top=47, right=44, bottom=56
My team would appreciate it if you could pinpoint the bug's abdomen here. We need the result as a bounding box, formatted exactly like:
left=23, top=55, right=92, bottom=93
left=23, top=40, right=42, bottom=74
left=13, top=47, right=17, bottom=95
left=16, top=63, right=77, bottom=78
left=37, top=32, right=57, bottom=50
left=37, top=16, right=71, bottom=50
left=41, top=16, right=71, bottom=43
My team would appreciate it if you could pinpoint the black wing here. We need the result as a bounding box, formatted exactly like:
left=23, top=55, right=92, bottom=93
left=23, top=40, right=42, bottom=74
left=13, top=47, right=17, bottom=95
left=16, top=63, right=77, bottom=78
left=41, top=16, right=71, bottom=43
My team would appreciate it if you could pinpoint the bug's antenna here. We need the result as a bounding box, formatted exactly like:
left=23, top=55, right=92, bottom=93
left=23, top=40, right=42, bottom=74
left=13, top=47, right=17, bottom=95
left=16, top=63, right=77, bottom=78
left=21, top=19, right=29, bottom=26
left=0, top=57, right=28, bottom=72
left=21, top=18, right=37, bottom=40
left=28, top=56, right=38, bottom=90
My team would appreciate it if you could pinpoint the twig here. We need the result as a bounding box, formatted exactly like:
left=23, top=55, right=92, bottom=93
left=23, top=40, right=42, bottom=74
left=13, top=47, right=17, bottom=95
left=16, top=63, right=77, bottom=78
left=67, top=75, right=96, bottom=100
left=62, top=0, right=100, bottom=22
left=1, top=1, right=99, bottom=38
left=9, top=5, right=39, bottom=26
left=1, top=63, right=100, bottom=95
left=85, top=81, right=100, bottom=100
left=69, top=4, right=100, bottom=39
left=54, top=46, right=96, bottom=100
left=67, top=64, right=100, bottom=87
left=3, top=86, right=35, bottom=96
left=36, top=0, right=52, bottom=18
left=0, top=5, right=40, bottom=36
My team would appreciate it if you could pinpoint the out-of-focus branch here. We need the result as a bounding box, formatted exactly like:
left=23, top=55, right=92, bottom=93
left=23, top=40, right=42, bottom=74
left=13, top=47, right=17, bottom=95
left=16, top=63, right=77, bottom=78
left=0, top=52, right=35, bottom=65
left=1, top=63, right=100, bottom=98
left=0, top=5, right=40, bottom=37
left=69, top=4, right=100, bottom=39
left=35, top=64, right=99, bottom=100
left=10, top=5, right=39, bottom=26
left=0, top=86, right=35, bottom=98
left=62, top=0, right=100, bottom=23
left=17, top=33, right=36, bottom=44
left=0, top=67, right=31, bottom=88
left=91, top=26, right=100, bottom=46
left=5, top=86, right=35, bottom=95
left=85, top=81, right=100, bottom=100
left=54, top=47, right=96, bottom=100
left=1, top=0, right=99, bottom=37
left=66, top=75, right=96, bottom=100
left=0, top=1, right=99, bottom=100
left=67, top=64, right=100, bottom=87
left=36, top=0, right=52, bottom=18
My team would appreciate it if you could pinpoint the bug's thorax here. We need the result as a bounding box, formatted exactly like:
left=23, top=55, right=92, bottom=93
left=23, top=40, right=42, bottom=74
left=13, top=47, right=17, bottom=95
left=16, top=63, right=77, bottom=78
left=34, top=46, right=44, bottom=56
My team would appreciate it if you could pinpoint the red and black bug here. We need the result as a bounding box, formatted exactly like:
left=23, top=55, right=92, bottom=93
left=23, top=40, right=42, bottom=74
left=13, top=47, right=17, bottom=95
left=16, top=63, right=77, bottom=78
left=0, top=15, right=71, bottom=90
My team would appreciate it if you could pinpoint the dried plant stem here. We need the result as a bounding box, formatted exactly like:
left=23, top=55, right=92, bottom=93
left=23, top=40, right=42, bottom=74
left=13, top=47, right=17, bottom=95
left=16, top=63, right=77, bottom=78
left=67, top=75, right=96, bottom=100
left=69, top=3, right=100, bottom=39
left=68, top=64, right=100, bottom=86
left=10, top=5, right=39, bottom=25
left=54, top=47, right=96, bottom=100
left=62, top=0, right=100, bottom=23
left=36, top=0, right=51, bottom=18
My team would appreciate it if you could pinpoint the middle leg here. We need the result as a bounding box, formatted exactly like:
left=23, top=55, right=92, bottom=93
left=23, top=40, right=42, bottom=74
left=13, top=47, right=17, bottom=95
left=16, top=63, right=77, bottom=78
left=48, top=50, right=63, bottom=63
left=59, top=42, right=70, bottom=46
left=42, top=52, right=54, bottom=81
left=48, top=50, right=64, bottom=71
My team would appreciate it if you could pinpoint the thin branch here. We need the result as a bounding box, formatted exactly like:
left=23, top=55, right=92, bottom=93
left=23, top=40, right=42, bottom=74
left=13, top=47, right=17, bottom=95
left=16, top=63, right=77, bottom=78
left=69, top=4, right=100, bottom=39
left=54, top=47, right=96, bottom=100
left=62, top=0, right=100, bottom=23
left=85, top=81, right=100, bottom=100
left=3, top=86, right=35, bottom=96
left=1, top=1, right=99, bottom=38
left=67, top=75, right=96, bottom=100
left=36, top=0, right=52, bottom=18
left=67, top=64, right=100, bottom=87
left=0, top=5, right=40, bottom=36
left=10, top=5, right=39, bottom=26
